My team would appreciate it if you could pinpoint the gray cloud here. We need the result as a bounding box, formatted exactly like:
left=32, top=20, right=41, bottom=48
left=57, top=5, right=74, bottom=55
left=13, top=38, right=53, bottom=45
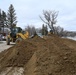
left=0, top=0, right=76, bottom=31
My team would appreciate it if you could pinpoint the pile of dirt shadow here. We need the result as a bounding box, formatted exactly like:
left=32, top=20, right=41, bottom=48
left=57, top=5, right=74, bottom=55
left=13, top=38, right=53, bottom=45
left=0, top=35, right=76, bottom=75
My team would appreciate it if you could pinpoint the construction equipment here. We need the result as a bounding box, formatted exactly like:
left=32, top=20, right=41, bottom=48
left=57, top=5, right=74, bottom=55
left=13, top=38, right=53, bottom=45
left=6, top=27, right=29, bottom=45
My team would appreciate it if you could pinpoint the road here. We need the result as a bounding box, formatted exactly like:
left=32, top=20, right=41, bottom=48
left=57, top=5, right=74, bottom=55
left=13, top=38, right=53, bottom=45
left=0, top=41, right=15, bottom=53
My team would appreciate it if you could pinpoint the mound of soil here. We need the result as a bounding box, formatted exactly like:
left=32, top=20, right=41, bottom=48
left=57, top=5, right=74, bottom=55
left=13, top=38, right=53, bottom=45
left=0, top=38, right=37, bottom=72
left=34, top=36, right=76, bottom=75
left=0, top=35, right=76, bottom=75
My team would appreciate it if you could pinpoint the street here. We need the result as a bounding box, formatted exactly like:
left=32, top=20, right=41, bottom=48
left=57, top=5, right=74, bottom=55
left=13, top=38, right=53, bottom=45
left=0, top=41, right=15, bottom=53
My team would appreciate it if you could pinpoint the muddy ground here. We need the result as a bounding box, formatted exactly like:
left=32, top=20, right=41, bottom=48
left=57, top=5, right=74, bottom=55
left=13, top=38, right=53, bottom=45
left=0, top=35, right=76, bottom=75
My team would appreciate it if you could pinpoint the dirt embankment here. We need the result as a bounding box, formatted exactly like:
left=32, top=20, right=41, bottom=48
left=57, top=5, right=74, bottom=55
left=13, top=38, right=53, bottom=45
left=0, top=35, right=76, bottom=75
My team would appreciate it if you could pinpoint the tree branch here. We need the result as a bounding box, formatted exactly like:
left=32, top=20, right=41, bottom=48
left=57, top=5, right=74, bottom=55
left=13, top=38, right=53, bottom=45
left=39, top=15, right=49, bottom=24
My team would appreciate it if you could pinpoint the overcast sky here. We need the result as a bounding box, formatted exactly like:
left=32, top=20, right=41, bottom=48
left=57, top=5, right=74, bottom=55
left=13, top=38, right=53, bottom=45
left=0, top=0, right=76, bottom=31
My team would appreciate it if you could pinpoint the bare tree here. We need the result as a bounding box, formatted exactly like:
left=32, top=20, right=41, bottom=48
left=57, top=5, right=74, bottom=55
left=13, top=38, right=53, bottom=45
left=40, top=10, right=58, bottom=33
left=25, top=25, right=36, bottom=36
left=54, top=26, right=64, bottom=36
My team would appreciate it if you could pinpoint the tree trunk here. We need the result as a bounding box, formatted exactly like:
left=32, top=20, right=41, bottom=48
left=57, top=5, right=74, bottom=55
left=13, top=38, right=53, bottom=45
left=51, top=23, right=55, bottom=34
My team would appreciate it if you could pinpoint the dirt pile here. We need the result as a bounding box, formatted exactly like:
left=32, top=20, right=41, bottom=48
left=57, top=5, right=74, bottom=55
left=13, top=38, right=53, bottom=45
left=0, top=35, right=76, bottom=75
left=34, top=36, right=76, bottom=75
left=0, top=39, right=37, bottom=72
